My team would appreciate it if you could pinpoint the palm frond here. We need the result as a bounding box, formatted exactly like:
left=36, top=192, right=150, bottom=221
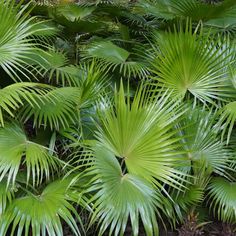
left=0, top=1, right=55, bottom=81
left=0, top=179, right=16, bottom=215
left=0, top=82, right=50, bottom=126
left=176, top=107, right=233, bottom=178
left=21, top=87, right=81, bottom=130
left=82, top=39, right=149, bottom=78
left=150, top=22, right=235, bottom=104
left=0, top=123, right=59, bottom=186
left=86, top=147, right=162, bottom=236
left=34, top=50, right=81, bottom=86
left=216, top=101, right=236, bottom=144
left=95, top=82, right=187, bottom=190
left=170, top=185, right=205, bottom=221
left=208, top=177, right=236, bottom=223
left=0, top=179, right=83, bottom=236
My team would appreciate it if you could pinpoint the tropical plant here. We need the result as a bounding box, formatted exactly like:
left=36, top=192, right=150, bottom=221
left=0, top=0, right=235, bottom=236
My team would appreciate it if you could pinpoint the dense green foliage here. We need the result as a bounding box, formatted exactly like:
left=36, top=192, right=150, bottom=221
left=0, top=0, right=236, bottom=235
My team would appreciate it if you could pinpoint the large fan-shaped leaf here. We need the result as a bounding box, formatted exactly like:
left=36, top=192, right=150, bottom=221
left=0, top=123, right=58, bottom=186
left=208, top=177, right=236, bottom=223
left=151, top=23, right=235, bottom=104
left=0, top=179, right=82, bottom=236
left=95, top=82, right=186, bottom=189
left=87, top=147, right=162, bottom=236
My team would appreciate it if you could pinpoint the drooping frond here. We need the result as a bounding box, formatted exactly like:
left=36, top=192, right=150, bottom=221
left=86, top=147, right=163, bottom=236
left=0, top=0, right=55, bottom=81
left=0, top=123, right=59, bottom=186
left=21, top=87, right=81, bottom=130
left=0, top=82, right=49, bottom=126
left=0, top=179, right=83, bottom=236
left=208, top=177, right=236, bottom=223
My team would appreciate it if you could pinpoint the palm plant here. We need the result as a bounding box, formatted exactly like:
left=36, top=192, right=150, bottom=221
left=72, top=82, right=189, bottom=236
left=0, top=0, right=235, bottom=235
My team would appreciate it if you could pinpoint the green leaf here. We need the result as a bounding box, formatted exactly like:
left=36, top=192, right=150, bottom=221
left=217, top=101, right=236, bottom=144
left=86, top=40, right=130, bottom=63
left=0, top=82, right=49, bottom=126
left=177, top=107, right=233, bottom=178
left=0, top=123, right=59, bottom=186
left=0, top=179, right=82, bottom=236
left=56, top=4, right=95, bottom=22
left=21, top=87, right=81, bottom=130
left=87, top=147, right=160, bottom=236
left=208, top=177, right=236, bottom=223
left=151, top=22, right=235, bottom=104
left=0, top=179, right=15, bottom=215
left=0, top=1, right=56, bottom=81
left=95, top=82, right=187, bottom=189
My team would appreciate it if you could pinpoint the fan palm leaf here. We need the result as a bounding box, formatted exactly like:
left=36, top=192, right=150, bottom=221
left=176, top=107, right=233, bottom=178
left=150, top=23, right=235, bottom=104
left=0, top=179, right=83, bottom=236
left=34, top=50, right=81, bottom=86
left=216, top=101, right=236, bottom=144
left=95, top=82, right=186, bottom=189
left=0, top=0, right=56, bottom=81
left=208, top=177, right=236, bottom=223
left=21, top=87, right=81, bottom=130
left=0, top=123, right=59, bottom=186
left=85, top=147, right=167, bottom=236
left=0, top=82, right=49, bottom=126
left=136, top=0, right=236, bottom=23
left=83, top=40, right=149, bottom=78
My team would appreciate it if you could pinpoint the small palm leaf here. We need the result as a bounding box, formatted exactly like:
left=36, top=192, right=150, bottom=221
left=77, top=61, right=108, bottom=109
left=0, top=1, right=54, bottom=81
left=151, top=23, right=235, bottom=104
left=216, top=101, right=236, bottom=144
left=55, top=3, right=95, bottom=22
left=34, top=50, right=81, bottom=86
left=0, top=82, right=49, bottom=126
left=87, top=147, right=161, bottom=236
left=83, top=40, right=149, bottom=78
left=170, top=185, right=205, bottom=221
left=21, top=87, right=81, bottom=130
left=176, top=107, right=233, bottom=178
left=208, top=177, right=236, bottom=223
left=0, top=179, right=82, bottom=236
left=0, top=123, right=59, bottom=186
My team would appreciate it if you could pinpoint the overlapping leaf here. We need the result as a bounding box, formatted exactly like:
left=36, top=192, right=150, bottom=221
left=0, top=179, right=82, bottom=236
left=151, top=23, right=235, bottom=104
left=208, top=177, right=236, bottom=223
left=0, top=123, right=58, bottom=186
